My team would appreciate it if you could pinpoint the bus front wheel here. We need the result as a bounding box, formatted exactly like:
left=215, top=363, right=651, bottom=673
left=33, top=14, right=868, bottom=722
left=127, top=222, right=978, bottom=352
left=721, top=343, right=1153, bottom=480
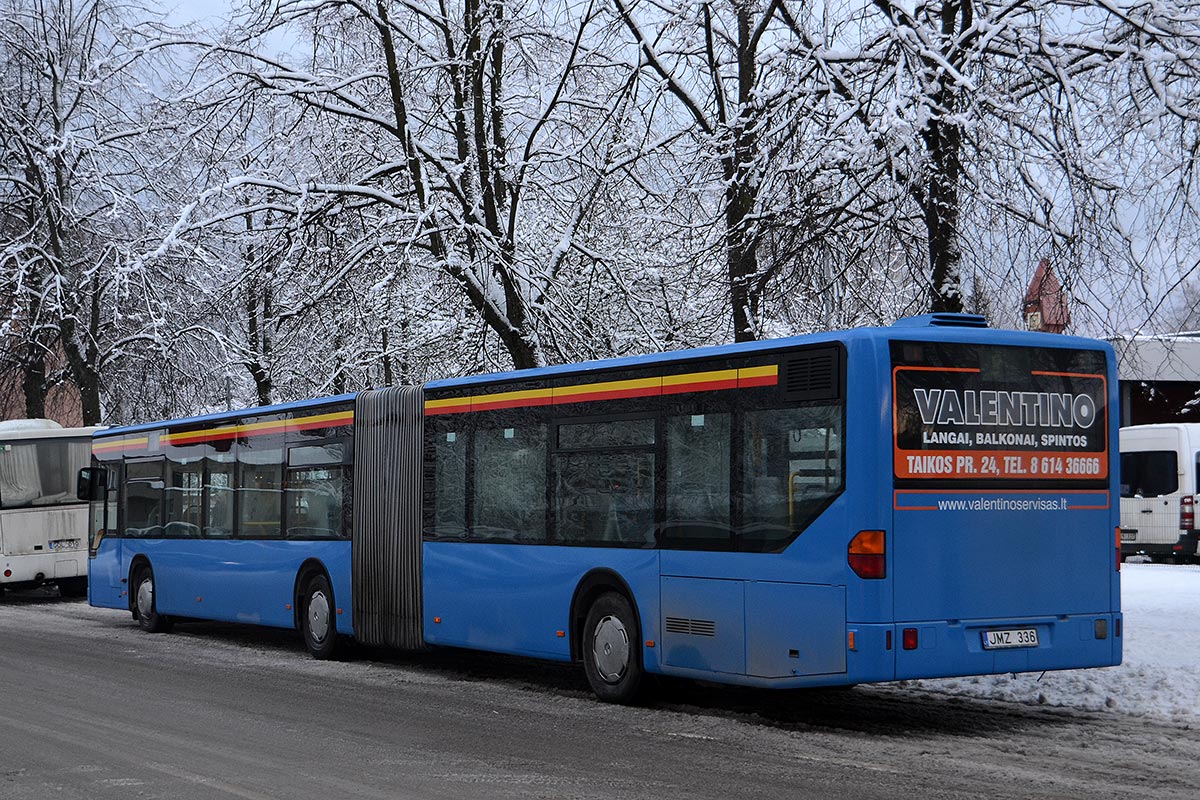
left=582, top=592, right=644, bottom=704
left=133, top=565, right=171, bottom=633
left=301, top=574, right=338, bottom=660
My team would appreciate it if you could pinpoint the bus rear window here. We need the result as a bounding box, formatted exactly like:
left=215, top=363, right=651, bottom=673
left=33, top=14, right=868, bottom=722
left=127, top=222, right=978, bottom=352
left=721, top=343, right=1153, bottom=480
left=0, top=438, right=92, bottom=508
left=891, top=341, right=1108, bottom=486
left=1120, top=451, right=1178, bottom=498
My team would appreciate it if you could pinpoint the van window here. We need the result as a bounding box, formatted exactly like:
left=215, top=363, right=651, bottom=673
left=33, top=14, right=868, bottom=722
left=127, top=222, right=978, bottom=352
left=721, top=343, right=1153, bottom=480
left=1120, top=451, right=1178, bottom=497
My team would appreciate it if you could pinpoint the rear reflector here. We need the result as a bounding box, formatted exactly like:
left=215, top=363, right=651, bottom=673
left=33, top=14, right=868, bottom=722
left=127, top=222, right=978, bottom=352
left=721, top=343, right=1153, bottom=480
left=848, top=530, right=886, bottom=579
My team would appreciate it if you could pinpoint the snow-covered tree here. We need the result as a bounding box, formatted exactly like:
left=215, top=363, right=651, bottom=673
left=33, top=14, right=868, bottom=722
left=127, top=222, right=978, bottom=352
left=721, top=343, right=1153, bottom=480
left=0, top=0, right=184, bottom=423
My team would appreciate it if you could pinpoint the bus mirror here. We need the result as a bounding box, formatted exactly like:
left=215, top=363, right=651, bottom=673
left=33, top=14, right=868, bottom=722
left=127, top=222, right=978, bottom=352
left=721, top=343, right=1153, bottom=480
left=77, top=467, right=108, bottom=502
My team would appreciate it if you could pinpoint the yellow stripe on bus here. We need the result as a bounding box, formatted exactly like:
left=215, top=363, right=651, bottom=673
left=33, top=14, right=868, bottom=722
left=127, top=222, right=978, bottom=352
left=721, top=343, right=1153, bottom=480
left=738, top=365, right=778, bottom=381
left=162, top=410, right=353, bottom=444
left=423, top=364, right=780, bottom=414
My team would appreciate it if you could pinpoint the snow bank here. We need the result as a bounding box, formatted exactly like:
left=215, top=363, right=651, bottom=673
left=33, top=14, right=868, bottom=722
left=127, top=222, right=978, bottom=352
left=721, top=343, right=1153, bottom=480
left=904, top=563, right=1200, bottom=722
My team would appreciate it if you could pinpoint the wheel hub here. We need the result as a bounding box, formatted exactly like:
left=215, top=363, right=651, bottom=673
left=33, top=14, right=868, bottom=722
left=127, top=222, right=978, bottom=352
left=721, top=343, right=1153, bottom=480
left=592, top=614, right=629, bottom=683
left=136, top=578, right=154, bottom=618
left=308, top=590, right=330, bottom=643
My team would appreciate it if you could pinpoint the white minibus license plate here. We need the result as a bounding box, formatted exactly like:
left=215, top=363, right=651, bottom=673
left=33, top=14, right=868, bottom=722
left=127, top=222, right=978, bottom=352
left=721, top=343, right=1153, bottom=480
left=981, top=628, right=1039, bottom=650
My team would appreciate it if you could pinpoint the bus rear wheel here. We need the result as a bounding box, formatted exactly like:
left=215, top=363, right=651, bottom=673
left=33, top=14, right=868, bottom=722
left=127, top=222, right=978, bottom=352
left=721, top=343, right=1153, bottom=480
left=133, top=565, right=171, bottom=633
left=582, top=592, right=644, bottom=704
left=301, top=574, right=338, bottom=660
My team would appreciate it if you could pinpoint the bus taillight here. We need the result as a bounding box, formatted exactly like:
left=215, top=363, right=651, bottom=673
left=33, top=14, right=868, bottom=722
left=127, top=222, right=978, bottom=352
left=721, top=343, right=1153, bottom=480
left=848, top=530, right=886, bottom=579
left=1115, top=527, right=1121, bottom=572
left=1181, top=496, right=1195, bottom=530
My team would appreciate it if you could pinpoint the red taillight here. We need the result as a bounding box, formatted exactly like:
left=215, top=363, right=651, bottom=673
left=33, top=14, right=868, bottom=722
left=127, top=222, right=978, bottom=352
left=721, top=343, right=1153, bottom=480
left=848, top=530, right=886, bottom=579
left=902, top=628, right=918, bottom=650
left=1181, top=496, right=1195, bottom=531
left=1116, top=526, right=1122, bottom=572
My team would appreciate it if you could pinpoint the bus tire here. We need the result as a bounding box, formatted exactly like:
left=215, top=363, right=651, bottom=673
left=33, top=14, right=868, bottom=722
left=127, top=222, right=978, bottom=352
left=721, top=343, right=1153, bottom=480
left=582, top=592, right=644, bottom=704
left=133, top=565, right=172, bottom=633
left=301, top=573, right=338, bottom=660
left=58, top=577, right=87, bottom=598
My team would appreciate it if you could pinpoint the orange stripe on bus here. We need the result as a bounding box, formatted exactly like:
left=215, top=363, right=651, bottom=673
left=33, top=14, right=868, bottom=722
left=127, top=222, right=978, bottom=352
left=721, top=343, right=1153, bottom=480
left=92, top=437, right=149, bottom=454
left=424, top=365, right=780, bottom=415
left=98, top=410, right=355, bottom=451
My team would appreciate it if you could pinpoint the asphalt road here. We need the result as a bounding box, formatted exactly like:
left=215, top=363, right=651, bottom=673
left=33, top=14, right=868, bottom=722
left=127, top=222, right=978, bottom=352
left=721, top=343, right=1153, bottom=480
left=1, top=589, right=1197, bottom=800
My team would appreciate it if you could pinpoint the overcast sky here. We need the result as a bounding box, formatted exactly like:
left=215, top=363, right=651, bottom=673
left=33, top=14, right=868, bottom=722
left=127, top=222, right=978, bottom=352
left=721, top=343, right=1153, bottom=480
left=169, top=0, right=230, bottom=22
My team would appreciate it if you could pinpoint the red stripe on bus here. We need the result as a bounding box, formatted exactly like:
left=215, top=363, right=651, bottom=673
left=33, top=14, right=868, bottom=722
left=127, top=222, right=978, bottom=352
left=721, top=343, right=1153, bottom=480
left=160, top=413, right=354, bottom=447
left=661, top=378, right=740, bottom=395
left=471, top=396, right=556, bottom=412
left=554, top=386, right=661, bottom=405
left=424, top=402, right=472, bottom=416
left=737, top=374, right=779, bottom=388
left=168, top=429, right=239, bottom=445
left=425, top=367, right=780, bottom=415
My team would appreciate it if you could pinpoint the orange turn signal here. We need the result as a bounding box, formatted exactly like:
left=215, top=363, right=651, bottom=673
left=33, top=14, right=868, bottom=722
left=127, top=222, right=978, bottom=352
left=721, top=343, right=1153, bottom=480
left=848, top=530, right=886, bottom=579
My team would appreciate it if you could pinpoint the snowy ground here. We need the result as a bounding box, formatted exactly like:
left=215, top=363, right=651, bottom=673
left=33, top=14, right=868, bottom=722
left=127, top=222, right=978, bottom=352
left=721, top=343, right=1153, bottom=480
left=903, top=562, right=1200, bottom=724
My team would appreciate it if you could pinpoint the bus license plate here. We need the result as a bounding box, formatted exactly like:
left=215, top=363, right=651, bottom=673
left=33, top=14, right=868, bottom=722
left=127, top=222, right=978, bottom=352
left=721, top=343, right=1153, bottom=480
left=981, top=628, right=1039, bottom=650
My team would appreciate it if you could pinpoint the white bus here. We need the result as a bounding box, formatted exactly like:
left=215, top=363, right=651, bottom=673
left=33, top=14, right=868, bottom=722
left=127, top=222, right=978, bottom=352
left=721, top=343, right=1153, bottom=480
left=0, top=420, right=99, bottom=597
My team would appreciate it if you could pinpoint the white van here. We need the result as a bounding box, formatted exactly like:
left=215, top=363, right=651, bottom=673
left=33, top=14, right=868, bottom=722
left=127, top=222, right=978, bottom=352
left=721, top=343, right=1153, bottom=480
left=1119, top=423, right=1200, bottom=562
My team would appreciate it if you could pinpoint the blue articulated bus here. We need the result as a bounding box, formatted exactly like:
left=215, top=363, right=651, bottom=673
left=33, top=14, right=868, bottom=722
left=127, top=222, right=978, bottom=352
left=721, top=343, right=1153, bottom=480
left=80, top=314, right=1122, bottom=702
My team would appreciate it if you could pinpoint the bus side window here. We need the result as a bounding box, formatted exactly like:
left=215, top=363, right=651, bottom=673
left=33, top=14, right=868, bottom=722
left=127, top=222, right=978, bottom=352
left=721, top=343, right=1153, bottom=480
left=662, top=413, right=732, bottom=550
left=166, top=457, right=203, bottom=537
left=554, top=418, right=655, bottom=547
left=285, top=443, right=349, bottom=539
left=124, top=458, right=165, bottom=538
left=429, top=430, right=467, bottom=539
left=741, top=405, right=843, bottom=552
left=474, top=423, right=547, bottom=543
left=238, top=454, right=284, bottom=539
left=204, top=459, right=235, bottom=538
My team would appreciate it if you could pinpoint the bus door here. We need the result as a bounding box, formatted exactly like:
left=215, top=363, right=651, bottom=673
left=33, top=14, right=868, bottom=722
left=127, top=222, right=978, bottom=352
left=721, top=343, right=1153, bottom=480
left=86, top=463, right=125, bottom=605
left=890, top=340, right=1114, bottom=665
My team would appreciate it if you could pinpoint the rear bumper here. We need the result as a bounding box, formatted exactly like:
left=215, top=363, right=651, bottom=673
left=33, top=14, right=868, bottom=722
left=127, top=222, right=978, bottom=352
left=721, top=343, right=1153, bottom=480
left=2, top=551, right=86, bottom=585
left=893, top=613, right=1122, bottom=680
left=1120, top=539, right=1176, bottom=557
left=1176, top=531, right=1200, bottom=558
left=1121, top=532, right=1199, bottom=560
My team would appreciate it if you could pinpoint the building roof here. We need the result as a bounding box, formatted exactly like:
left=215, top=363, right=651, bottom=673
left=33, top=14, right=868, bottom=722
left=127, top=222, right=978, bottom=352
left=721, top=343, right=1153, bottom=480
left=1112, top=333, right=1200, bottom=382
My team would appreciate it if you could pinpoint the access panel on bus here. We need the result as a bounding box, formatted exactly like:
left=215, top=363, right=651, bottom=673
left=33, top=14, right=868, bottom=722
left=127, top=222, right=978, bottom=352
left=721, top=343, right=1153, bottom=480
left=890, top=339, right=1119, bottom=677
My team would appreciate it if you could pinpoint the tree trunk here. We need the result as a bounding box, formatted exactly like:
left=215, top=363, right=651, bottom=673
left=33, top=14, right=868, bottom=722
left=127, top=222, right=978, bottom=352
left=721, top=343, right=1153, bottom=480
left=728, top=5, right=760, bottom=342
left=21, top=350, right=47, bottom=420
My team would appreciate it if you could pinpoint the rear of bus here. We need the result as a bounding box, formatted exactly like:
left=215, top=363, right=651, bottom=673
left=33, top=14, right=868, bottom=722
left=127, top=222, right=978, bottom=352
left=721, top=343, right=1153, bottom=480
left=887, top=323, right=1121, bottom=679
